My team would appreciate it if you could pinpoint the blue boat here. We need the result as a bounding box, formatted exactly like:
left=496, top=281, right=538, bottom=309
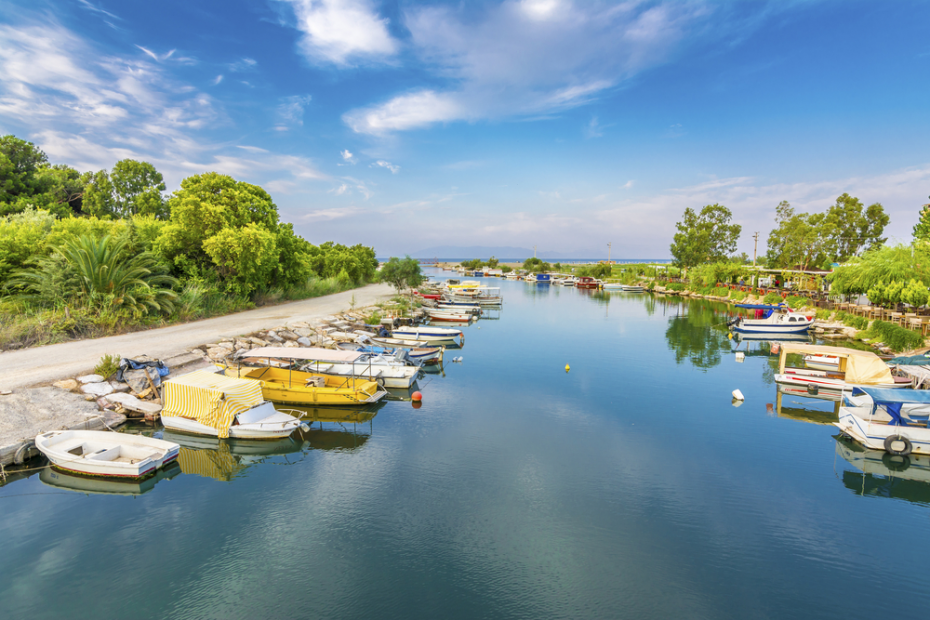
left=535, top=273, right=550, bottom=283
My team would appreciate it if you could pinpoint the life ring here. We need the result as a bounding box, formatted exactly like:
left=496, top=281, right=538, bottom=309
left=882, top=452, right=911, bottom=472
left=884, top=434, right=913, bottom=456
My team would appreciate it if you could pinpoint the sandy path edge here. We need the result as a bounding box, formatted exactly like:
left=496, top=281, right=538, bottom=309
left=0, top=283, right=395, bottom=391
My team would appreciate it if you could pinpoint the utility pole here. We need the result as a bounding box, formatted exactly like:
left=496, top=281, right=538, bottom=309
left=607, top=242, right=611, bottom=264
left=752, top=232, right=759, bottom=267
left=534, top=245, right=537, bottom=259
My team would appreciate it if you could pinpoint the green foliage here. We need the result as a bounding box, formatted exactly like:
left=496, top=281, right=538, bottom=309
left=523, top=257, right=551, bottom=273
left=815, top=309, right=832, bottom=320
left=667, top=282, right=686, bottom=292
left=94, top=354, right=121, bottom=379
left=913, top=198, right=930, bottom=242
left=575, top=263, right=612, bottom=278
left=670, top=204, right=741, bottom=269
left=501, top=265, right=513, bottom=273
left=835, top=311, right=869, bottom=331
left=867, top=320, right=925, bottom=352
left=202, top=223, right=278, bottom=296
left=786, top=295, right=811, bottom=310
left=380, top=256, right=422, bottom=292
left=365, top=311, right=383, bottom=325
left=902, top=279, right=930, bottom=308
left=83, top=159, right=168, bottom=219
left=766, top=194, right=889, bottom=269
left=730, top=290, right=748, bottom=302
left=487, top=256, right=499, bottom=268
left=688, top=261, right=748, bottom=287
left=460, top=258, right=485, bottom=270
left=763, top=292, right=783, bottom=304
left=830, top=244, right=930, bottom=296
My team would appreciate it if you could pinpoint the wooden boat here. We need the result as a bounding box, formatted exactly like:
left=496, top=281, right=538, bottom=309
left=338, top=342, right=443, bottom=364
left=35, top=430, right=180, bottom=479
left=836, top=387, right=930, bottom=455
left=392, top=325, right=463, bottom=344
left=416, top=292, right=441, bottom=300
left=575, top=276, right=599, bottom=289
left=621, top=284, right=645, bottom=292
left=774, top=343, right=914, bottom=392
left=226, top=347, right=388, bottom=405
left=162, top=370, right=307, bottom=439
left=730, top=310, right=814, bottom=334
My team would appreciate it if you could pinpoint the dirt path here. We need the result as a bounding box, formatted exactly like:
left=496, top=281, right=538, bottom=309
left=0, top=283, right=395, bottom=391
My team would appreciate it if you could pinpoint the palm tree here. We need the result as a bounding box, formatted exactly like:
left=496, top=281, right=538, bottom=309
left=11, top=235, right=178, bottom=316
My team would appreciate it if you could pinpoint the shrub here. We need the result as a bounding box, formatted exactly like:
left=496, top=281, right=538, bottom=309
left=667, top=282, right=686, bottom=292
left=786, top=295, right=810, bottom=310
left=763, top=292, right=783, bottom=305
left=94, top=353, right=121, bottom=379
left=815, top=309, right=832, bottom=320
left=731, top=291, right=748, bottom=302
left=712, top=286, right=730, bottom=297
left=868, top=320, right=925, bottom=352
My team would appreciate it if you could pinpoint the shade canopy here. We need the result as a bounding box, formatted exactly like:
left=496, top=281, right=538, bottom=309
left=851, top=387, right=930, bottom=404
left=242, top=347, right=363, bottom=363
left=779, top=343, right=893, bottom=385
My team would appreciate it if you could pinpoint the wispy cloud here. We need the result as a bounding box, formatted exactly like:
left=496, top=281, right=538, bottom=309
left=212, top=74, right=223, bottom=86
left=78, top=0, right=121, bottom=22
left=281, top=0, right=397, bottom=66
left=228, top=57, right=257, bottom=72
left=345, top=2, right=703, bottom=134
left=300, top=206, right=363, bottom=221
left=274, top=94, right=312, bottom=130
left=340, top=149, right=355, bottom=163
left=372, top=160, right=400, bottom=174
left=584, top=116, right=605, bottom=139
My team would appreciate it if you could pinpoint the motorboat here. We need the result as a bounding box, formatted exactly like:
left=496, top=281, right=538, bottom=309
left=836, top=387, right=930, bottom=456
left=338, top=342, right=443, bottom=365
left=225, top=348, right=388, bottom=405
left=621, top=284, right=645, bottom=292
left=299, top=353, right=421, bottom=389
left=161, top=370, right=308, bottom=439
left=392, top=325, right=464, bottom=345
left=575, top=277, right=599, bottom=289
left=35, top=430, right=180, bottom=478
left=368, top=335, right=435, bottom=350
left=730, top=310, right=814, bottom=334
left=601, top=281, right=624, bottom=290
left=805, top=354, right=840, bottom=372
left=774, top=343, right=914, bottom=392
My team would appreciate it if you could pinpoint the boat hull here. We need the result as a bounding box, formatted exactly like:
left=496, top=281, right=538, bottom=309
left=223, top=366, right=387, bottom=406
left=775, top=369, right=914, bottom=392
left=836, top=410, right=930, bottom=455
left=161, top=415, right=300, bottom=439
left=35, top=430, right=180, bottom=479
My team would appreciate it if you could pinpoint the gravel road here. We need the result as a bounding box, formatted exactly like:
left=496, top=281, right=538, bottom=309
left=0, top=283, right=395, bottom=391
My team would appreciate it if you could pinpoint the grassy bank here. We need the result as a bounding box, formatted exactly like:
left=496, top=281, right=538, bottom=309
left=0, top=277, right=360, bottom=350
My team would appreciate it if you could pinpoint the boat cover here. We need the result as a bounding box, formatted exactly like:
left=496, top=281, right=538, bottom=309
left=851, top=387, right=930, bottom=404
left=887, top=353, right=930, bottom=366
left=162, top=370, right=264, bottom=438
left=735, top=303, right=785, bottom=310
left=780, top=343, right=893, bottom=385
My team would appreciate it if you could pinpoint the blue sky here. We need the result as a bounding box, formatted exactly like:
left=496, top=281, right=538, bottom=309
left=1, top=0, right=928, bottom=258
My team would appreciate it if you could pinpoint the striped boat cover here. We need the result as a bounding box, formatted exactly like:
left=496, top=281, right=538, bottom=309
left=162, top=370, right=264, bottom=438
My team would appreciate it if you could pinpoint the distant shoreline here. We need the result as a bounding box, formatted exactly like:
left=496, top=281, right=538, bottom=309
left=379, top=257, right=674, bottom=264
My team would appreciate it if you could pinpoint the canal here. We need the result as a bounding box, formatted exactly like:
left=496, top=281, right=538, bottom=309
left=1, top=271, right=927, bottom=619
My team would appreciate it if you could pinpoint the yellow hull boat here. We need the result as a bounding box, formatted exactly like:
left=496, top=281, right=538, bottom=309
left=220, top=365, right=387, bottom=406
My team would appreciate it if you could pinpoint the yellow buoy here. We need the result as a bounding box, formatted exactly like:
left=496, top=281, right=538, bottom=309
left=565, top=364, right=570, bottom=372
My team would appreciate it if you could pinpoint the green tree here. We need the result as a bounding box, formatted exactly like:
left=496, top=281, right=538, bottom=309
left=829, top=243, right=930, bottom=296
left=202, top=224, right=279, bottom=296
left=380, top=256, right=422, bottom=292
left=487, top=256, right=499, bottom=268
left=83, top=159, right=168, bottom=219
left=821, top=193, right=888, bottom=261
left=522, top=257, right=551, bottom=272
left=670, top=204, right=741, bottom=270
left=913, top=197, right=930, bottom=242
left=765, top=201, right=829, bottom=269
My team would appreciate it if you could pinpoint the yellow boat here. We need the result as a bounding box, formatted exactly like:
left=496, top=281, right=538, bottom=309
left=220, top=347, right=387, bottom=406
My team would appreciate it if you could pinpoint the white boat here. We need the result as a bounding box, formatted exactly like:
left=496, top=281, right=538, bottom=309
left=601, top=282, right=624, bottom=290
left=338, top=342, right=443, bottom=365
left=805, top=354, right=839, bottom=371
left=621, top=284, right=645, bottom=292
left=392, top=325, right=464, bottom=344
left=301, top=355, right=420, bottom=389
left=424, top=307, right=476, bottom=322
left=774, top=343, right=914, bottom=392
left=730, top=310, right=814, bottom=334
left=35, top=430, right=180, bottom=479
left=161, top=370, right=306, bottom=439
left=836, top=387, right=930, bottom=456
left=369, top=335, right=436, bottom=350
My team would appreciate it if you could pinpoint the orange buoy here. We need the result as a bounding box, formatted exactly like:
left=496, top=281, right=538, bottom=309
left=412, top=391, right=423, bottom=402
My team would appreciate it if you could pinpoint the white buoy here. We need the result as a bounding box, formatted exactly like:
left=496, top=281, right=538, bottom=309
left=732, top=389, right=745, bottom=401
left=735, top=352, right=745, bottom=363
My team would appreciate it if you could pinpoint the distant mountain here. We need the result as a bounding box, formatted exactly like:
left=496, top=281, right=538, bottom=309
left=408, top=246, right=574, bottom=259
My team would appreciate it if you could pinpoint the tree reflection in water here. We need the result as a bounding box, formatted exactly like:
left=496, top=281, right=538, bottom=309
left=663, top=298, right=733, bottom=370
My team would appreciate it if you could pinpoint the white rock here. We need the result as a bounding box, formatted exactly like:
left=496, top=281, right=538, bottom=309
left=283, top=341, right=299, bottom=348
left=109, top=381, right=131, bottom=393
left=77, top=374, right=105, bottom=384
left=297, top=337, right=312, bottom=346
left=278, top=330, right=300, bottom=341
left=81, top=382, right=114, bottom=396
left=105, top=392, right=162, bottom=415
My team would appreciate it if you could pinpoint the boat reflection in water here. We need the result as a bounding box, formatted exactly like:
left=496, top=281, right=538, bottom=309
left=39, top=461, right=182, bottom=496
left=834, top=435, right=930, bottom=506
left=165, top=431, right=308, bottom=482
left=292, top=403, right=382, bottom=451
left=771, top=385, right=842, bottom=424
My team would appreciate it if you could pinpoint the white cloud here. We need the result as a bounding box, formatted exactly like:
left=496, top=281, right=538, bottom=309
left=212, top=74, right=223, bottom=85
left=345, top=1, right=700, bottom=134
left=78, top=0, right=121, bottom=22
left=236, top=145, right=269, bottom=153
left=372, top=160, right=399, bottom=174
left=228, top=58, right=257, bottom=72
left=584, top=116, right=604, bottom=138
left=300, top=206, right=363, bottom=221
left=621, top=180, right=634, bottom=189
left=283, top=0, right=397, bottom=66
left=331, top=183, right=349, bottom=195
left=340, top=149, right=355, bottom=163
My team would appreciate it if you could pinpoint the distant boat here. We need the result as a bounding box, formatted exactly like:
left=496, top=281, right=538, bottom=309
left=602, top=282, right=624, bottom=290
left=575, top=276, right=599, bottom=289
left=392, top=325, right=464, bottom=344
left=424, top=307, right=476, bottom=322
left=35, top=430, right=180, bottom=479
left=621, top=284, right=645, bottom=292
left=339, top=342, right=443, bottom=365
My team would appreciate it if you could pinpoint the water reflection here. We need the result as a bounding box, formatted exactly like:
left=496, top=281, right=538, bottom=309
left=834, top=435, right=930, bottom=506
left=165, top=432, right=308, bottom=482
left=39, top=461, right=182, bottom=496
left=663, top=299, right=732, bottom=370
left=771, top=386, right=841, bottom=424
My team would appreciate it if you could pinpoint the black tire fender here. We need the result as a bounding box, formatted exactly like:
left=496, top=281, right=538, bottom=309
left=884, top=434, right=913, bottom=457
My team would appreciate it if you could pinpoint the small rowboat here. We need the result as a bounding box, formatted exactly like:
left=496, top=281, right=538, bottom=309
left=369, top=336, right=434, bottom=349
left=392, top=326, right=463, bottom=344
left=35, top=430, right=180, bottom=479
left=621, top=284, right=645, bottom=292
left=424, top=307, right=476, bottom=321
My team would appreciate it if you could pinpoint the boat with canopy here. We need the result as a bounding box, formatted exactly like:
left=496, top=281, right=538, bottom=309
left=774, top=343, right=914, bottom=392
left=836, top=387, right=930, bottom=456
left=223, top=347, right=389, bottom=403
left=730, top=310, right=814, bottom=334
left=338, top=342, right=443, bottom=365
left=161, top=370, right=307, bottom=439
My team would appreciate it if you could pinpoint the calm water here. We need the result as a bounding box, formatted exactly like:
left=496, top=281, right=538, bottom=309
left=2, top=271, right=929, bottom=619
